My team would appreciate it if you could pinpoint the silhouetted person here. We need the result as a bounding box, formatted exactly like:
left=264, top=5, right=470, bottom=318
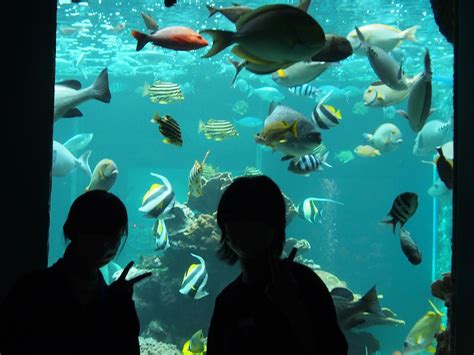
left=0, top=190, right=151, bottom=354
left=207, top=175, right=348, bottom=354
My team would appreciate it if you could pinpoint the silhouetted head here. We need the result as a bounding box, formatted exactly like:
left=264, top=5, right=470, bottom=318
left=63, top=190, right=128, bottom=269
left=216, top=175, right=286, bottom=265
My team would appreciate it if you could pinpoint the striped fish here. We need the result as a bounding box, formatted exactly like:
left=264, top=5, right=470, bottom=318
left=297, top=197, right=344, bottom=223
left=153, top=218, right=170, bottom=251
left=242, top=166, right=263, bottom=176
left=143, top=80, right=184, bottom=104
left=312, top=90, right=343, bottom=130
left=151, top=113, right=183, bottom=147
left=382, top=192, right=418, bottom=233
left=198, top=119, right=239, bottom=141
left=288, top=151, right=332, bottom=175
left=188, top=150, right=211, bottom=197
left=139, top=173, right=176, bottom=219
left=179, top=253, right=209, bottom=300
left=202, top=164, right=219, bottom=180
left=289, top=84, right=321, bottom=99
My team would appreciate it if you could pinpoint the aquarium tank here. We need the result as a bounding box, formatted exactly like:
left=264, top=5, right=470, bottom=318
left=51, top=0, right=453, bottom=353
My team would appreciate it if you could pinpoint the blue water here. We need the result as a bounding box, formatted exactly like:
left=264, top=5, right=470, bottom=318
left=51, top=0, right=453, bottom=353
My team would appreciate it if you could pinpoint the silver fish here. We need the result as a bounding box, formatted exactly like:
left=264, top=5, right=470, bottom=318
left=272, top=61, right=332, bottom=88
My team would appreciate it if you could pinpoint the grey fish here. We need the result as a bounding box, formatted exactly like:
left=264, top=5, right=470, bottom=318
left=397, top=50, right=434, bottom=132
left=54, top=68, right=111, bottom=122
left=256, top=103, right=322, bottom=159
left=382, top=192, right=418, bottom=234
left=331, top=286, right=385, bottom=330
left=141, top=11, right=158, bottom=32
left=352, top=307, right=406, bottom=329
left=355, top=26, right=408, bottom=91
left=399, top=228, right=422, bottom=265
left=201, top=4, right=325, bottom=65
left=272, top=61, right=332, bottom=88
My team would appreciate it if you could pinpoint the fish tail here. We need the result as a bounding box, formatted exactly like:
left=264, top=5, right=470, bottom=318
left=91, top=68, right=111, bottom=103
left=360, top=286, right=384, bottom=317
left=400, top=25, right=420, bottom=42
left=354, top=26, right=367, bottom=47
left=320, top=152, right=332, bottom=168
left=78, top=150, right=92, bottom=178
left=229, top=59, right=244, bottom=87
left=206, top=5, right=217, bottom=17
left=290, top=120, right=299, bottom=138
left=143, top=81, right=150, bottom=96
left=424, top=49, right=432, bottom=80
left=131, top=30, right=149, bottom=51
left=198, top=120, right=205, bottom=134
left=200, top=30, right=235, bottom=58
left=381, top=217, right=397, bottom=234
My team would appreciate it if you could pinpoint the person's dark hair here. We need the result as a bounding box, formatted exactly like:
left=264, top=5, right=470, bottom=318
left=63, top=190, right=128, bottom=245
left=216, top=175, right=286, bottom=265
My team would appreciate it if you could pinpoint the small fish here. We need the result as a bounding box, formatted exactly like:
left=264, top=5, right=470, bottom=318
left=85, top=159, right=119, bottom=192
left=153, top=218, right=170, bottom=251
left=131, top=26, right=208, bottom=51
left=399, top=228, right=422, bottom=265
left=354, top=145, right=381, bottom=157
left=188, top=150, right=211, bottom=197
left=140, top=11, right=158, bottom=32
left=288, top=151, right=332, bottom=176
left=179, top=253, right=209, bottom=300
left=382, top=192, right=418, bottom=234
left=363, top=123, right=403, bottom=153
left=151, top=113, right=183, bottom=147
left=242, top=166, right=263, bottom=176
left=234, top=116, right=262, bottom=128
left=312, top=91, right=343, bottom=129
left=139, top=173, right=176, bottom=219
left=297, top=197, right=344, bottom=223
left=143, top=81, right=184, bottom=104
left=435, top=147, right=453, bottom=190
left=198, top=119, right=239, bottom=141
left=182, top=329, right=207, bottom=355
left=288, top=84, right=321, bottom=99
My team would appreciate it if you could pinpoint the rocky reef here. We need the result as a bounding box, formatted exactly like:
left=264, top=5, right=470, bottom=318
left=123, top=172, right=405, bottom=353
left=432, top=272, right=453, bottom=355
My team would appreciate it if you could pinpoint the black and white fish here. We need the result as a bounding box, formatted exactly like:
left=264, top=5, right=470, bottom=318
left=382, top=192, right=418, bottom=233
left=151, top=113, right=183, bottom=147
left=287, top=151, right=332, bottom=176
left=288, top=84, right=321, bottom=99
left=139, top=173, right=176, bottom=219
left=399, top=228, right=422, bottom=265
left=198, top=119, right=239, bottom=141
left=242, top=166, right=263, bottom=177
left=143, top=80, right=184, bottom=104
left=153, top=218, right=170, bottom=251
left=297, top=197, right=344, bottom=223
left=179, top=253, right=209, bottom=300
left=312, top=90, right=343, bottom=129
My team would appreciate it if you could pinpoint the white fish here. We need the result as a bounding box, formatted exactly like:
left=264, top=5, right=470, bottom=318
left=54, top=68, right=111, bottom=122
left=179, top=253, right=209, bottom=300
left=63, top=133, right=93, bottom=156
left=272, top=61, right=333, bottom=88
left=363, top=123, right=403, bottom=153
left=85, top=159, right=119, bottom=191
left=248, top=87, right=285, bottom=102
left=139, top=173, right=176, bottom=219
left=52, top=140, right=92, bottom=178
left=428, top=178, right=451, bottom=198
left=363, top=75, right=421, bottom=107
left=413, top=118, right=453, bottom=156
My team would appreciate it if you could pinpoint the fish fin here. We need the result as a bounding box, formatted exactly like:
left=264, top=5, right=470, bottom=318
left=363, top=133, right=373, bottom=143
left=320, top=152, right=332, bottom=168
left=396, top=110, right=409, bottom=120
left=360, top=285, right=384, bottom=317
left=400, top=25, right=419, bottom=42
left=269, top=101, right=279, bottom=115
left=397, top=59, right=404, bottom=80
left=78, top=150, right=92, bottom=178
left=56, top=80, right=82, bottom=90
left=290, top=120, right=298, bottom=138
left=311, top=197, right=343, bottom=205
left=131, top=30, right=149, bottom=51
left=428, top=299, right=445, bottom=317
left=92, top=68, right=111, bottom=103
left=200, top=30, right=235, bottom=58
left=381, top=218, right=397, bottom=234
left=228, top=59, right=245, bottom=87
left=63, top=108, right=83, bottom=118
left=426, top=345, right=437, bottom=353
left=206, top=4, right=217, bottom=17
left=296, top=0, right=310, bottom=12
left=281, top=155, right=294, bottom=161
left=354, top=26, right=367, bottom=47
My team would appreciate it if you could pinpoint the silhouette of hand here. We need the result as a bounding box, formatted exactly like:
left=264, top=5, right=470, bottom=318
left=109, top=261, right=152, bottom=300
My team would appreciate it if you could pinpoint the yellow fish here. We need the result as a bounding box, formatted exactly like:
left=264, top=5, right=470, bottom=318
left=354, top=145, right=381, bottom=157
left=182, top=329, right=207, bottom=355
left=258, top=120, right=298, bottom=146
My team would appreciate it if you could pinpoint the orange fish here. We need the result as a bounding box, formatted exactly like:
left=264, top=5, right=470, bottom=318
left=131, top=26, right=208, bottom=51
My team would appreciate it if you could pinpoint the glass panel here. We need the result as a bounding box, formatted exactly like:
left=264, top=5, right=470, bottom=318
left=51, top=0, right=453, bottom=354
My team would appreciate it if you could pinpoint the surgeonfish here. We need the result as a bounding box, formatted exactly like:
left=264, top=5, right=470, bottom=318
left=131, top=26, right=208, bottom=51
left=272, top=61, right=332, bottom=88
left=355, top=26, right=409, bottom=91
left=153, top=218, right=170, bottom=251
left=354, top=145, right=381, bottom=157
left=363, top=78, right=418, bottom=107
left=54, top=68, right=111, bottom=121
left=297, top=197, right=344, bottom=223
left=85, top=159, right=119, bottom=192
left=151, top=113, right=183, bottom=147
left=397, top=50, right=434, bottom=132
left=140, top=11, right=158, bottom=32
left=312, top=90, right=343, bottom=129
left=198, top=119, right=239, bottom=141
left=52, top=140, right=92, bottom=178
left=188, top=150, right=211, bottom=198
left=399, top=228, right=422, bottom=265
left=413, top=118, right=452, bottom=156
left=363, top=123, right=403, bottom=153
left=402, top=300, right=444, bottom=354
left=382, top=192, right=418, bottom=234
left=139, top=173, right=176, bottom=219
left=63, top=133, right=94, bottom=156
left=182, top=329, right=207, bottom=355
left=143, top=81, right=184, bottom=104
left=288, top=151, right=332, bottom=176
left=179, top=253, right=209, bottom=300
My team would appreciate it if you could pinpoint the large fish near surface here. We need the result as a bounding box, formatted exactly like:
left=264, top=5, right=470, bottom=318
left=201, top=4, right=325, bottom=66
left=272, top=61, right=332, bottom=88
left=54, top=68, right=111, bottom=122
left=256, top=103, right=322, bottom=159
left=397, top=50, right=434, bottom=133
left=355, top=27, right=408, bottom=91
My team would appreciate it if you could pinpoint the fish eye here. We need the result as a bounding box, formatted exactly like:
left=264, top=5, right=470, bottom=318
left=367, top=89, right=372, bottom=93
left=197, top=35, right=203, bottom=40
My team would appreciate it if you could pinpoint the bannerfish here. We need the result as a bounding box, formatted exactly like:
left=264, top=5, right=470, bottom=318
left=54, top=68, right=111, bottom=121
left=312, top=90, right=343, bottom=129
left=151, top=113, right=183, bottom=147
left=179, top=253, right=209, bottom=300
left=188, top=150, right=211, bottom=198
left=382, top=192, right=418, bottom=234
left=131, top=26, right=208, bottom=51
left=198, top=119, right=239, bottom=141
left=297, top=197, right=344, bottom=223
left=143, top=81, right=184, bottom=104
left=85, top=159, right=118, bottom=192
left=139, top=173, right=176, bottom=219
left=153, top=218, right=170, bottom=251
left=52, top=140, right=92, bottom=178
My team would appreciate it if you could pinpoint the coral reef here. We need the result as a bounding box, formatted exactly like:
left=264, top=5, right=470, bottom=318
left=139, top=336, right=180, bottom=355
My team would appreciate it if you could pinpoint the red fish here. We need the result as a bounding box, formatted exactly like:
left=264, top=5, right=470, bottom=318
left=131, top=27, right=208, bottom=51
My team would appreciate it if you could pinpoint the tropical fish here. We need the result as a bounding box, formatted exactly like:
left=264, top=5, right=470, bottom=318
left=188, top=150, right=211, bottom=198
left=288, top=151, right=332, bottom=176
left=288, top=84, right=321, bottom=99
left=403, top=300, right=444, bottom=354
left=63, top=133, right=93, bottom=156
left=297, top=197, right=344, bottom=223
left=354, top=145, right=381, bottom=157
left=143, top=81, right=184, bottom=104
left=399, top=228, right=422, bottom=265
left=201, top=4, right=326, bottom=67
left=85, top=159, right=119, bottom=192
left=413, top=118, right=452, bottom=156
left=182, top=329, right=207, bottom=355
left=202, top=164, right=220, bottom=180
left=179, top=253, right=209, bottom=300
left=140, top=11, right=158, bottom=32
left=311, top=34, right=353, bottom=62
left=242, top=166, right=263, bottom=177
left=435, top=147, right=453, bottom=190
left=248, top=87, right=285, bottom=102
left=131, top=26, right=208, bottom=51
left=272, top=61, right=332, bottom=88
left=312, top=91, right=343, bottom=129
left=382, top=192, right=418, bottom=233
left=363, top=78, right=417, bottom=107
left=139, top=173, right=176, bottom=219
left=153, top=218, right=170, bottom=251
left=255, top=120, right=299, bottom=147
left=198, top=119, right=239, bottom=141
left=363, top=123, right=403, bottom=153
left=54, top=68, right=111, bottom=121
left=234, top=116, right=263, bottom=129
left=151, top=113, right=183, bottom=147
left=52, top=141, right=92, bottom=178
left=397, top=50, right=434, bottom=132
